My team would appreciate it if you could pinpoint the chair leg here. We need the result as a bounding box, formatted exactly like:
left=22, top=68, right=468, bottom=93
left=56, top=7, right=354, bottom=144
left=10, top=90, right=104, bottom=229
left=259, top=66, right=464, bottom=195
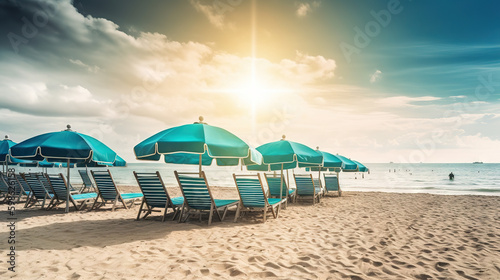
left=208, top=204, right=214, bottom=226
left=221, top=206, right=228, bottom=221
left=136, top=199, right=145, bottom=220
left=171, top=207, right=179, bottom=221
left=234, top=202, right=241, bottom=222
left=178, top=203, right=186, bottom=223
left=162, top=204, right=169, bottom=222
left=263, top=206, right=267, bottom=223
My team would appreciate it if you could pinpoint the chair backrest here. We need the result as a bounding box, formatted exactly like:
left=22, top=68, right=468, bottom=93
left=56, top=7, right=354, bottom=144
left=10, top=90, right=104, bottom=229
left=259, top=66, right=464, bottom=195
left=22, top=173, right=49, bottom=199
left=45, top=173, right=70, bottom=201
left=233, top=174, right=267, bottom=208
left=37, top=173, right=54, bottom=194
left=313, top=179, right=322, bottom=189
left=0, top=174, right=10, bottom=193
left=323, top=175, right=339, bottom=191
left=134, top=171, right=170, bottom=208
left=79, top=170, right=94, bottom=187
left=91, top=170, right=118, bottom=200
left=15, top=174, right=31, bottom=195
left=264, top=174, right=288, bottom=197
left=174, top=171, right=213, bottom=210
left=294, top=174, right=316, bottom=196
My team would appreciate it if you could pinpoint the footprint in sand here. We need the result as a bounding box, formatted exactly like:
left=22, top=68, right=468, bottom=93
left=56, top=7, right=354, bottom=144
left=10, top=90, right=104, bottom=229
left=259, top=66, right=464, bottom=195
left=434, top=261, right=450, bottom=272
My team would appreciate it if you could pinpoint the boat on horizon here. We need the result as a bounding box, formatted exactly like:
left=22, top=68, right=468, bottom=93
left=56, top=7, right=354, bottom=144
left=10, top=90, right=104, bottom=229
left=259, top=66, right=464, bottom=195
left=473, top=161, right=483, bottom=164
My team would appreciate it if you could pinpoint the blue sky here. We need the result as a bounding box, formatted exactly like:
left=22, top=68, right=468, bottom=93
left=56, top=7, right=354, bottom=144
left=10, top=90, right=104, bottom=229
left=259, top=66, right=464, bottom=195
left=0, top=0, right=499, bottom=163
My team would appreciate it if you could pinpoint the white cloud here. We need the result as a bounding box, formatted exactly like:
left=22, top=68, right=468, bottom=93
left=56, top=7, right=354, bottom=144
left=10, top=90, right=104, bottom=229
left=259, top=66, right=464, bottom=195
left=69, top=59, right=100, bottom=73
left=370, top=69, right=382, bottom=83
left=296, top=1, right=321, bottom=18
left=377, top=96, right=441, bottom=107
left=450, top=95, right=467, bottom=99
left=189, top=0, right=235, bottom=30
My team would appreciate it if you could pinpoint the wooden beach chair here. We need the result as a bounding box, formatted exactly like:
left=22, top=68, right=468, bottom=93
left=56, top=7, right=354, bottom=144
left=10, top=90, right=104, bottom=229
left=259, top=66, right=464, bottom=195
left=45, top=173, right=97, bottom=211
left=0, top=173, right=10, bottom=201
left=324, top=174, right=341, bottom=197
left=174, top=171, right=239, bottom=226
left=90, top=170, right=143, bottom=211
left=21, top=173, right=54, bottom=208
left=133, top=171, right=184, bottom=221
left=0, top=173, right=26, bottom=202
left=233, top=174, right=285, bottom=223
left=293, top=174, right=321, bottom=204
left=14, top=174, right=33, bottom=202
left=263, top=173, right=296, bottom=203
left=313, top=178, right=326, bottom=197
left=78, top=169, right=96, bottom=193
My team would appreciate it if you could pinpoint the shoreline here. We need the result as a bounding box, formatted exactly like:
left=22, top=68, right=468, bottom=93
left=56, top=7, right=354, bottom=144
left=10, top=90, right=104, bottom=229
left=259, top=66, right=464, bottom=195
left=1, top=191, right=499, bottom=279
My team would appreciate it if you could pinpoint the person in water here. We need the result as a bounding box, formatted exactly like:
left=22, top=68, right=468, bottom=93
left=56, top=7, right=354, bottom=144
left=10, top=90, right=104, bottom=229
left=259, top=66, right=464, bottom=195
left=449, top=172, right=455, bottom=180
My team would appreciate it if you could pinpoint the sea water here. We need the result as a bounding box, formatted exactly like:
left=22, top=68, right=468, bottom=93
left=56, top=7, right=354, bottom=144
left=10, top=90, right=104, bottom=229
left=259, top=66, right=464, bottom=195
left=14, top=163, right=500, bottom=196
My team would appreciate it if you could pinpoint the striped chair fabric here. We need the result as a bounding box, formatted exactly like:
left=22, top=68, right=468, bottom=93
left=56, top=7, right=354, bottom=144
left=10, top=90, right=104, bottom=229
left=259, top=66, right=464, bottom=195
left=22, top=173, right=53, bottom=208
left=324, top=175, right=339, bottom=192
left=134, top=172, right=183, bottom=208
left=78, top=169, right=95, bottom=192
left=234, top=177, right=268, bottom=208
left=176, top=175, right=213, bottom=210
left=91, top=170, right=143, bottom=210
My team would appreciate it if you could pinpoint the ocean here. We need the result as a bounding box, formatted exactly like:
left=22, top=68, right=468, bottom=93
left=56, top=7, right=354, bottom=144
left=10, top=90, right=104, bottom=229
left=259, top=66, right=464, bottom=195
left=12, top=162, right=500, bottom=196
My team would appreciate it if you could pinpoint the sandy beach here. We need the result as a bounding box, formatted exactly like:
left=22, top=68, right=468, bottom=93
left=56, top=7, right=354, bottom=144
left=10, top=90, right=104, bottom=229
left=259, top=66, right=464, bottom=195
left=1, top=189, right=499, bottom=280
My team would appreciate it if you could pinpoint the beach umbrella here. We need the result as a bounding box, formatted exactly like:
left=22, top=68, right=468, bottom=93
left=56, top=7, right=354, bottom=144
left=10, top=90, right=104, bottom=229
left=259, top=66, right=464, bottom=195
left=247, top=135, right=323, bottom=206
left=10, top=125, right=123, bottom=213
left=335, top=154, right=358, bottom=172
left=77, top=155, right=127, bottom=168
left=134, top=117, right=263, bottom=175
left=299, top=148, right=345, bottom=188
left=353, top=160, right=368, bottom=172
left=1, top=135, right=18, bottom=172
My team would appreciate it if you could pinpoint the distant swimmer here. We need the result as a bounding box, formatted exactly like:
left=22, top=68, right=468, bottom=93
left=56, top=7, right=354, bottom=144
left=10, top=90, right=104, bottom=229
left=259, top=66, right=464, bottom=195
left=449, top=172, right=455, bottom=180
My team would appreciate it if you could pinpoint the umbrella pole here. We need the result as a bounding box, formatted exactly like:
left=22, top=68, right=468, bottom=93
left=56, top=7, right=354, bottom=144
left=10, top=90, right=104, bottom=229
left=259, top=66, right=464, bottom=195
left=280, top=163, right=285, bottom=209
left=318, top=168, right=321, bottom=194
left=336, top=171, right=341, bottom=197
left=286, top=169, right=289, bottom=189
left=198, top=154, right=202, bottom=177
left=66, top=159, right=70, bottom=213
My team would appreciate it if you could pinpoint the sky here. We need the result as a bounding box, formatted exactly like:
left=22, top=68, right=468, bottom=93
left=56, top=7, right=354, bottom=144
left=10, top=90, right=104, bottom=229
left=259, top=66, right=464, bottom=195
left=0, top=0, right=499, bottom=163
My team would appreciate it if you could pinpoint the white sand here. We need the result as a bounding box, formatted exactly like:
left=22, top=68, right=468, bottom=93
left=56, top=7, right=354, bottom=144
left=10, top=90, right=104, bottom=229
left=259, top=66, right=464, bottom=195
left=1, top=189, right=499, bottom=279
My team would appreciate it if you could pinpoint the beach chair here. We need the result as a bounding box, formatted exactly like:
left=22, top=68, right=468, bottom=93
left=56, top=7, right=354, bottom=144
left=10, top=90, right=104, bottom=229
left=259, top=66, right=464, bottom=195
left=45, top=173, right=97, bottom=211
left=313, top=178, right=326, bottom=197
left=174, top=171, right=239, bottom=225
left=21, top=173, right=54, bottom=208
left=0, top=173, right=10, bottom=201
left=264, top=173, right=296, bottom=203
left=323, top=174, right=341, bottom=196
left=14, top=174, right=33, bottom=202
left=90, top=170, right=143, bottom=211
left=0, top=173, right=25, bottom=202
left=233, top=174, right=285, bottom=223
left=78, top=169, right=96, bottom=193
left=293, top=174, right=321, bottom=204
left=133, top=171, right=184, bottom=221
left=37, top=172, right=78, bottom=194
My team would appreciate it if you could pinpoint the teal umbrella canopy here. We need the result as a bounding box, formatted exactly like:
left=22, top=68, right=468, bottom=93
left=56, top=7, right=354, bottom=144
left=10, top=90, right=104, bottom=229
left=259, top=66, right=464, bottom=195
left=299, top=149, right=345, bottom=169
left=134, top=118, right=262, bottom=166
left=0, top=135, right=17, bottom=163
left=247, top=136, right=323, bottom=171
left=10, top=125, right=120, bottom=165
left=76, top=155, right=127, bottom=167
left=336, top=155, right=358, bottom=172
left=353, top=160, right=368, bottom=172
